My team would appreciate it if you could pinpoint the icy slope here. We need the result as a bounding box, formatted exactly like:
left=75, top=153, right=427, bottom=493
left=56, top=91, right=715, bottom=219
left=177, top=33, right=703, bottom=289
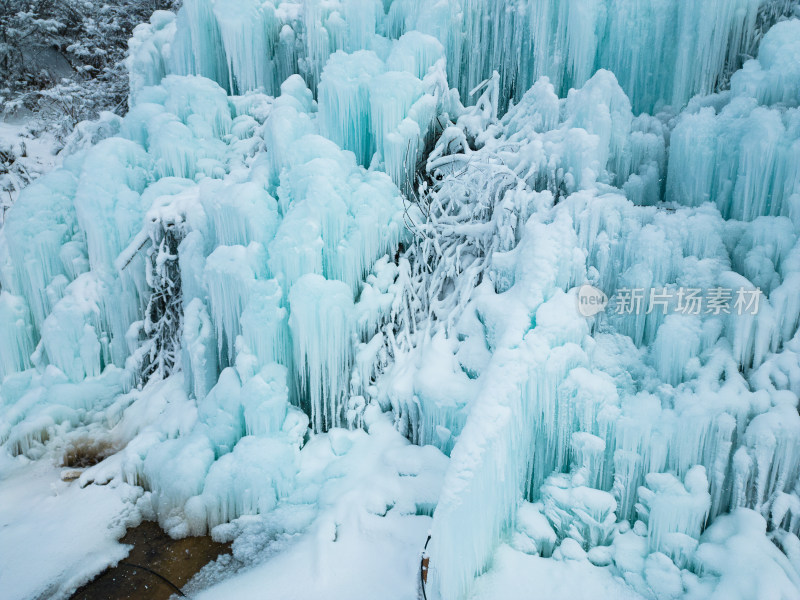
left=1, top=2, right=800, bottom=600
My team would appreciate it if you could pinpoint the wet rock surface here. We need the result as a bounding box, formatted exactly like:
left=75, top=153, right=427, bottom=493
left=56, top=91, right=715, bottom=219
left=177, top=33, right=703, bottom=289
left=70, top=520, right=230, bottom=600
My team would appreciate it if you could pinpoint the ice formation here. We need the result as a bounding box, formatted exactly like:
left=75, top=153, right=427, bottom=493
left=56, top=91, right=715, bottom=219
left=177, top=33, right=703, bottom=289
left=2, top=1, right=800, bottom=600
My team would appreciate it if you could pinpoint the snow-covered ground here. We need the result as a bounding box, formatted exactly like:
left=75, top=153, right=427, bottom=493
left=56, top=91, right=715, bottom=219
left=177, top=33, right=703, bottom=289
left=0, top=453, right=140, bottom=599
left=469, top=545, right=645, bottom=600
left=0, top=390, right=445, bottom=599
left=0, top=120, right=61, bottom=219
left=189, top=412, right=445, bottom=600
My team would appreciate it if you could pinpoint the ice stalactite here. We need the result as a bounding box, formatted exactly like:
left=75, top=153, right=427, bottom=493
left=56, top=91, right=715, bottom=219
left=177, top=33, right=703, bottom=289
left=169, top=0, right=230, bottom=93
left=318, top=50, right=385, bottom=167
left=260, top=75, right=318, bottom=191
left=127, top=0, right=791, bottom=121
left=268, top=133, right=407, bottom=296
left=667, top=19, right=800, bottom=222
left=211, top=0, right=282, bottom=96
left=636, top=467, right=712, bottom=563
left=182, top=298, right=217, bottom=401
left=204, top=243, right=268, bottom=367
left=127, top=11, right=177, bottom=106
left=428, top=223, right=588, bottom=600
left=736, top=402, right=800, bottom=515
left=386, top=31, right=445, bottom=80
left=241, top=363, right=290, bottom=437
left=417, top=28, right=800, bottom=598
left=650, top=315, right=704, bottom=387
left=0, top=292, right=36, bottom=380
left=289, top=274, right=355, bottom=432
left=187, top=434, right=298, bottom=533
left=123, top=75, right=233, bottom=182
left=39, top=273, right=111, bottom=382
left=239, top=280, right=291, bottom=374
left=381, top=63, right=449, bottom=197
left=730, top=18, right=800, bottom=107
left=200, top=181, right=280, bottom=249
left=143, top=431, right=217, bottom=535
left=0, top=170, right=82, bottom=333
left=667, top=101, right=800, bottom=221
left=541, top=472, right=618, bottom=550
left=75, top=138, right=152, bottom=290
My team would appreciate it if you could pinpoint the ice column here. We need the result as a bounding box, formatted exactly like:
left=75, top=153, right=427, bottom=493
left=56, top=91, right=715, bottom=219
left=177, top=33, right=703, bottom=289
left=0, top=292, right=35, bottom=380
left=636, top=466, right=712, bottom=566
left=204, top=243, right=268, bottom=366
left=288, top=274, right=355, bottom=432
left=318, top=50, right=385, bottom=166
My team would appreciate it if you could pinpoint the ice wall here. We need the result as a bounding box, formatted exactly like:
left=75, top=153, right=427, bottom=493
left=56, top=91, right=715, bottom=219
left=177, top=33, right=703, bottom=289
left=0, top=36, right=416, bottom=464
left=667, top=19, right=800, bottom=222
left=129, top=0, right=794, bottom=116
left=415, top=37, right=800, bottom=599
left=2, top=5, right=800, bottom=600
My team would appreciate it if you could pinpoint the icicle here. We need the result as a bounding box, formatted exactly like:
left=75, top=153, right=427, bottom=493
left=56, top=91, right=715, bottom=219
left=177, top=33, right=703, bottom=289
left=143, top=432, right=217, bottom=536
left=269, top=134, right=406, bottom=295
left=318, top=50, right=385, bottom=166
left=427, top=355, right=531, bottom=600
left=428, top=283, right=588, bottom=600
left=369, top=71, right=424, bottom=167
left=668, top=103, right=800, bottom=222
left=204, top=243, right=268, bottom=366
left=571, top=432, right=608, bottom=490
left=288, top=274, right=355, bottom=432
left=241, top=363, right=289, bottom=436
left=200, top=180, right=279, bottom=248
left=169, top=0, right=230, bottom=91
left=39, top=273, right=110, bottom=382
left=182, top=298, right=218, bottom=401
left=128, top=0, right=775, bottom=118
left=730, top=19, right=800, bottom=108
left=636, top=466, right=712, bottom=559
left=212, top=0, right=281, bottom=95
left=342, top=0, right=382, bottom=52
left=386, top=32, right=445, bottom=80
left=742, top=403, right=800, bottom=514
left=541, top=472, right=617, bottom=549
left=651, top=315, right=703, bottom=386
left=0, top=292, right=36, bottom=380
left=186, top=434, right=298, bottom=534
left=127, top=11, right=177, bottom=104
left=1, top=170, right=81, bottom=331
left=239, top=279, right=290, bottom=371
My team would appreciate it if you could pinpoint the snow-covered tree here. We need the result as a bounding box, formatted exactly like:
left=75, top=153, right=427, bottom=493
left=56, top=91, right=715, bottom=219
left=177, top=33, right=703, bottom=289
left=120, top=209, right=187, bottom=385
left=406, top=73, right=524, bottom=334
left=1, top=0, right=179, bottom=136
